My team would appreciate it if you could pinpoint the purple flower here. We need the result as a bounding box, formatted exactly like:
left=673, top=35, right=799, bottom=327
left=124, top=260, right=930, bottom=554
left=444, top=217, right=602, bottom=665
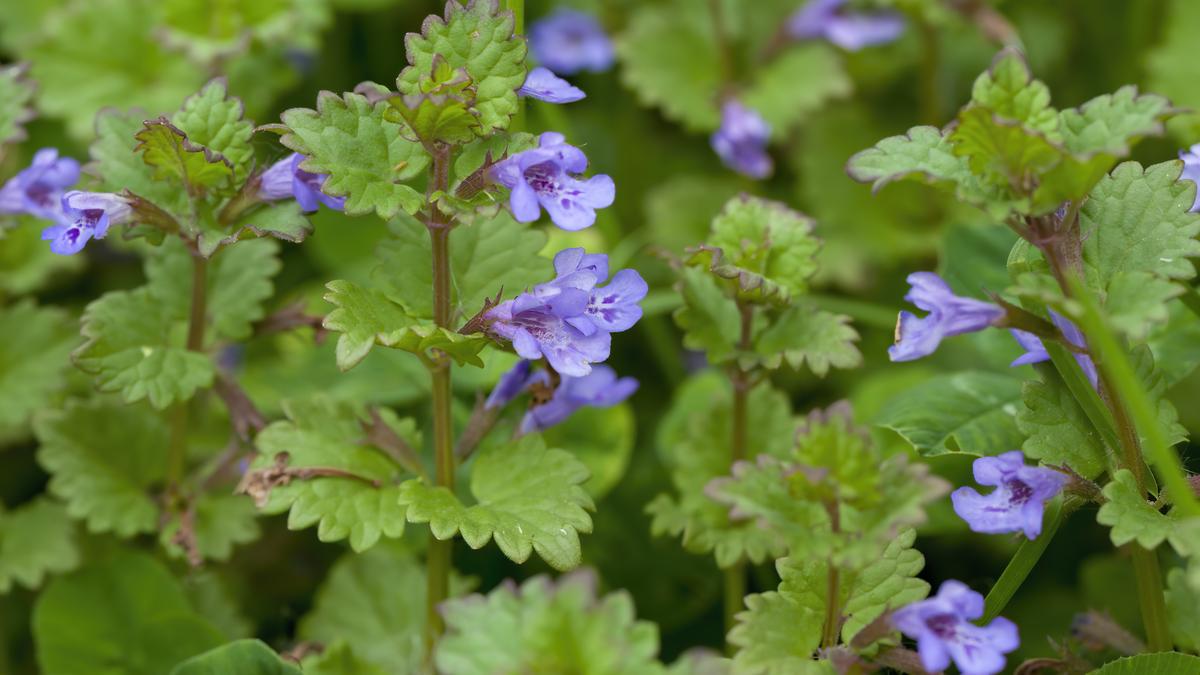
left=490, top=132, right=614, bottom=231
left=259, top=153, right=345, bottom=213
left=951, top=451, right=1066, bottom=540
left=487, top=296, right=612, bottom=377
left=889, top=272, right=1005, bottom=362
left=0, top=148, right=81, bottom=221
left=1009, top=311, right=1098, bottom=387
left=40, top=191, right=130, bottom=256
left=519, top=365, right=638, bottom=433
left=528, top=9, right=614, bottom=75
left=711, top=100, right=773, bottom=179
left=1179, top=144, right=1200, bottom=212
left=485, top=359, right=535, bottom=410
left=518, top=66, right=586, bottom=103
left=892, top=580, right=1019, bottom=675
left=486, top=248, right=645, bottom=376
left=787, top=0, right=905, bottom=51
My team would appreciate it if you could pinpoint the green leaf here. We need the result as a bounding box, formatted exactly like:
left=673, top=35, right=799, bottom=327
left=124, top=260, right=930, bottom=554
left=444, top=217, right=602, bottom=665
left=90, top=109, right=190, bottom=217
left=948, top=105, right=1063, bottom=194
left=74, top=286, right=215, bottom=409
left=397, top=0, right=526, bottom=135
left=0, top=63, right=34, bottom=145
left=33, top=551, right=225, bottom=675
left=1096, top=469, right=1191, bottom=550
left=846, top=126, right=1004, bottom=213
left=754, top=306, right=861, bottom=376
left=398, top=434, right=594, bottom=571
left=159, top=0, right=321, bottom=63
left=249, top=397, right=413, bottom=552
left=280, top=91, right=429, bottom=219
left=0, top=218, right=85, bottom=295
left=322, top=280, right=489, bottom=370
left=391, top=92, right=480, bottom=145
left=437, top=571, right=664, bottom=675
left=1079, top=160, right=1200, bottom=338
left=673, top=267, right=741, bottom=363
left=172, top=78, right=255, bottom=180
left=967, top=49, right=1060, bottom=138
left=648, top=372, right=794, bottom=568
left=374, top=211, right=551, bottom=321
left=301, top=642, right=390, bottom=675
left=161, top=494, right=261, bottom=563
left=170, top=640, right=301, bottom=675
left=146, top=238, right=281, bottom=342
left=0, top=498, right=79, bottom=594
left=1166, top=567, right=1200, bottom=652
left=135, top=118, right=235, bottom=195
left=1016, top=375, right=1108, bottom=479
left=875, top=371, right=1025, bottom=456
left=644, top=175, right=743, bottom=254
left=617, top=0, right=721, bottom=132
left=741, top=44, right=850, bottom=136
left=1091, top=653, right=1200, bottom=675
left=1059, top=86, right=1174, bottom=158
left=691, top=195, right=820, bottom=305
left=300, top=544, right=472, bottom=673
left=26, top=0, right=206, bottom=139
left=729, top=530, right=928, bottom=670
left=34, top=399, right=167, bottom=537
left=0, top=301, right=76, bottom=443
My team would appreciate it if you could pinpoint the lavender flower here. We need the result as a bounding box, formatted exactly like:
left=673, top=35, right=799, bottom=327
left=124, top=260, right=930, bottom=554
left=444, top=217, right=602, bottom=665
left=490, top=132, right=614, bottom=231
left=889, top=272, right=1005, bottom=362
left=711, top=101, right=773, bottom=179
left=0, top=148, right=81, bottom=221
left=519, top=365, right=638, bottom=433
left=518, top=66, right=586, bottom=103
left=1009, top=311, right=1098, bottom=387
left=893, top=580, right=1019, bottom=675
left=1180, top=144, right=1200, bottom=212
left=787, top=0, right=905, bottom=51
left=951, top=451, right=1066, bottom=540
left=485, top=359, right=535, bottom=410
left=40, top=191, right=130, bottom=256
left=259, top=153, right=345, bottom=213
left=528, top=9, right=614, bottom=75
left=486, top=248, right=645, bottom=377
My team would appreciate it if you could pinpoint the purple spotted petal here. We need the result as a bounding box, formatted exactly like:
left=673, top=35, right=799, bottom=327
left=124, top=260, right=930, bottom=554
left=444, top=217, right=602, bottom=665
left=893, top=580, right=1018, bottom=675
left=490, top=133, right=613, bottom=231
left=952, top=451, right=1067, bottom=539
left=528, top=9, right=615, bottom=75
left=519, top=66, right=586, bottom=103
left=584, top=268, right=648, bottom=332
left=41, top=223, right=92, bottom=256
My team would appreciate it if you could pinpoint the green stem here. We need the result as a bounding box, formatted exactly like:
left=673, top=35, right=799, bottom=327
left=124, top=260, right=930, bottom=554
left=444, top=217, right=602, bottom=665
left=820, top=503, right=842, bottom=648
left=1130, top=545, right=1171, bottom=651
left=424, top=148, right=456, bottom=665
left=723, top=563, right=745, bottom=648
left=166, top=253, right=208, bottom=494
left=917, top=19, right=941, bottom=125
left=983, top=496, right=1075, bottom=621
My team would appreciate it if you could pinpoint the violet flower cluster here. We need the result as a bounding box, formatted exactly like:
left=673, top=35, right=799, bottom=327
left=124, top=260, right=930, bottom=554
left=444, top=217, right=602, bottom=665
left=889, top=272, right=1005, bottom=362
left=486, top=247, right=647, bottom=377
left=490, top=132, right=614, bottom=231
left=952, top=451, right=1067, bottom=539
left=893, top=581, right=1019, bottom=675
left=711, top=100, right=773, bottom=179
left=259, top=153, right=345, bottom=213
left=487, top=359, right=638, bottom=434
left=528, top=9, right=615, bottom=75
left=787, top=0, right=905, bottom=51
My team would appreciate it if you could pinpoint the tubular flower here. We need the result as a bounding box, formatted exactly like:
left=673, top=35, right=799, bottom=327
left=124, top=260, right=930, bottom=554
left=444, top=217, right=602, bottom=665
left=41, top=191, right=130, bottom=256
left=893, top=580, right=1019, bottom=675
left=518, top=67, right=586, bottom=104
left=528, top=9, right=615, bottom=75
left=0, top=148, right=81, bottom=221
left=259, top=153, right=345, bottom=213
left=889, top=272, right=1005, bottom=362
left=711, top=100, right=773, bottom=179
left=490, top=132, right=614, bottom=231
left=787, top=0, right=905, bottom=51
left=519, top=366, right=638, bottom=434
left=951, top=451, right=1067, bottom=539
left=1009, top=310, right=1098, bottom=387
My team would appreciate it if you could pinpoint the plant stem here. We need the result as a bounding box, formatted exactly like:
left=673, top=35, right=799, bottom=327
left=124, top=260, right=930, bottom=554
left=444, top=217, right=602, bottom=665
left=424, top=146, right=456, bottom=665
left=166, top=253, right=209, bottom=494
left=1130, top=545, right=1171, bottom=651
left=724, top=302, right=753, bottom=651
left=917, top=19, right=941, bottom=125
left=820, top=503, right=842, bottom=648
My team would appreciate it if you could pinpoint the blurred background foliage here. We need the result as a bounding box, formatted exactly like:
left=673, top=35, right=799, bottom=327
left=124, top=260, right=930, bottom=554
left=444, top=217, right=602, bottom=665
left=2, top=0, right=1199, bottom=671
